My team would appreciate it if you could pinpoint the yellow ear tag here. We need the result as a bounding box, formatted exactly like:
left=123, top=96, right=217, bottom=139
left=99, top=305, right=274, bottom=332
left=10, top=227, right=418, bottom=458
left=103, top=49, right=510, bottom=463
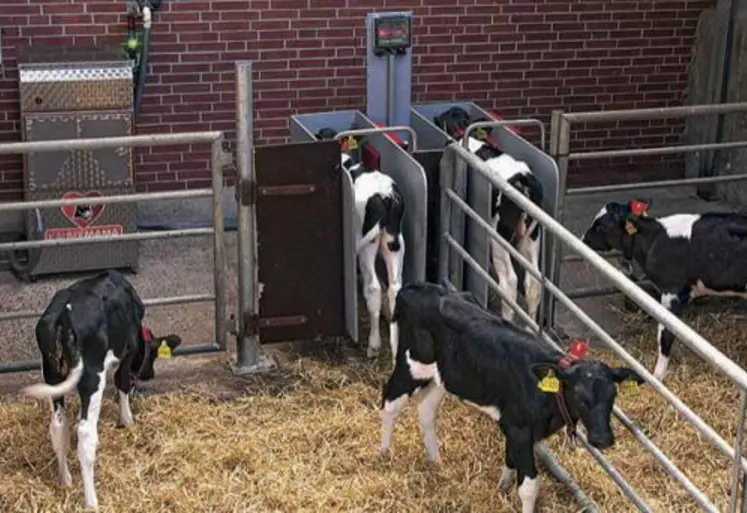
left=624, top=220, right=637, bottom=235
left=475, top=127, right=488, bottom=140
left=346, top=136, right=358, bottom=150
left=618, top=380, right=639, bottom=396
left=157, top=340, right=172, bottom=360
left=538, top=370, right=560, bottom=393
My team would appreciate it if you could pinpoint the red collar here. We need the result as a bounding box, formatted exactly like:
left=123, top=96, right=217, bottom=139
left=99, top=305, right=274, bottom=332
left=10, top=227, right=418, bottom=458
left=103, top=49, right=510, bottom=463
left=131, top=326, right=154, bottom=387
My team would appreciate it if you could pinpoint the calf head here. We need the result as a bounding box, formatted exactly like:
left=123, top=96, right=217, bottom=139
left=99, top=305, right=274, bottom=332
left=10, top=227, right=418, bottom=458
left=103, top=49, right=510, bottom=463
left=434, top=107, right=494, bottom=142
left=315, top=126, right=364, bottom=172
left=581, top=198, right=652, bottom=252
left=532, top=359, right=644, bottom=450
left=135, top=326, right=182, bottom=381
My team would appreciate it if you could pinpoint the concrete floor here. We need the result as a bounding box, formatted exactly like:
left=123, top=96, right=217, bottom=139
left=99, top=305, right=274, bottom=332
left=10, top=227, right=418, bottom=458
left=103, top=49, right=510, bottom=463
left=0, top=182, right=740, bottom=395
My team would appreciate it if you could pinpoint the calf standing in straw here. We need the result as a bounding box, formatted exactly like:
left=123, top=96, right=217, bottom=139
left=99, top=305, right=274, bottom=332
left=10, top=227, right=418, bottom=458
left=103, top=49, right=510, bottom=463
left=22, top=270, right=181, bottom=511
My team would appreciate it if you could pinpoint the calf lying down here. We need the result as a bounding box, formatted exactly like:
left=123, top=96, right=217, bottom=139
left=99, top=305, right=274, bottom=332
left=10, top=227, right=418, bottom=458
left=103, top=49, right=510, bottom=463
left=380, top=282, right=643, bottom=513
left=581, top=199, right=747, bottom=380
left=21, top=270, right=181, bottom=512
left=315, top=127, right=405, bottom=362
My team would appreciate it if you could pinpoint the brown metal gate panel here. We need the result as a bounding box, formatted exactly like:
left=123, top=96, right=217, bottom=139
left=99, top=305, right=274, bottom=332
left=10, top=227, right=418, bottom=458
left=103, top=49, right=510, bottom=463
left=254, top=140, right=345, bottom=343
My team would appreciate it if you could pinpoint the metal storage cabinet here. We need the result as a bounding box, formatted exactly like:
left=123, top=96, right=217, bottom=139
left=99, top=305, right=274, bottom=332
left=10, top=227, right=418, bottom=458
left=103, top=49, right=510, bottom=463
left=17, top=46, right=139, bottom=277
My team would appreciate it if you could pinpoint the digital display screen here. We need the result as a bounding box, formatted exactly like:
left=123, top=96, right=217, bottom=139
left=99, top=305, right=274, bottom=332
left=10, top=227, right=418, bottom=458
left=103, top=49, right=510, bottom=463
left=374, top=17, right=412, bottom=50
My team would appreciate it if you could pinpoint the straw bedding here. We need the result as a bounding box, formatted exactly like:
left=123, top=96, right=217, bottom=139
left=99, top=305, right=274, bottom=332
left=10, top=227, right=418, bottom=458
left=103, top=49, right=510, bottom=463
left=1, top=300, right=746, bottom=512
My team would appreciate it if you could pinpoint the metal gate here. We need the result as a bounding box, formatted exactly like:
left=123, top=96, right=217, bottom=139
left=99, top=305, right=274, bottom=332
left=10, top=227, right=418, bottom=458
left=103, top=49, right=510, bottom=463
left=440, top=139, right=747, bottom=512
left=249, top=141, right=347, bottom=343
left=289, top=109, right=428, bottom=344
left=410, top=101, right=559, bottom=322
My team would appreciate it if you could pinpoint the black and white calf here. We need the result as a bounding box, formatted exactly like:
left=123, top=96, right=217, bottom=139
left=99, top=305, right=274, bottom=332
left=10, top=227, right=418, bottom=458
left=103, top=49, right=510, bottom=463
left=316, top=128, right=406, bottom=361
left=433, top=107, right=544, bottom=324
left=381, top=282, right=643, bottom=513
left=21, top=270, right=181, bottom=511
left=582, top=199, right=747, bottom=380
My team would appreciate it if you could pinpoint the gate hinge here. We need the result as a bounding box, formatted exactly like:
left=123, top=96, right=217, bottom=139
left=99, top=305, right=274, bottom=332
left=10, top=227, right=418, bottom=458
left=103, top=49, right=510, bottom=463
left=242, top=312, right=260, bottom=336
left=237, top=179, right=256, bottom=206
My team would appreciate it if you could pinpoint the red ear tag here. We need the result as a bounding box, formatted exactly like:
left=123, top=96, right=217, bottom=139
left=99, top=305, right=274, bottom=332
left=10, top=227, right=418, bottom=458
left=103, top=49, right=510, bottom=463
left=569, top=339, right=588, bottom=360
left=141, top=326, right=153, bottom=344
left=630, top=200, right=647, bottom=217
left=453, top=127, right=464, bottom=139
left=340, top=139, right=350, bottom=153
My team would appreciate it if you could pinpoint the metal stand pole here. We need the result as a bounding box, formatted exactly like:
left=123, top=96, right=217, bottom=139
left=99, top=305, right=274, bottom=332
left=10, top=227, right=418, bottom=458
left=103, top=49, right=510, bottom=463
left=231, top=60, right=276, bottom=376
left=386, top=53, right=395, bottom=127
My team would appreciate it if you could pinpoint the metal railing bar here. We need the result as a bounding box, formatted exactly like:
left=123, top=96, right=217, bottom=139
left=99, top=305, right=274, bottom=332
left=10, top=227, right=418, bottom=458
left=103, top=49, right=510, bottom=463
left=731, top=390, right=747, bottom=513
left=447, top=142, right=747, bottom=473
left=0, top=227, right=213, bottom=252
left=0, top=188, right=212, bottom=213
left=445, top=233, right=651, bottom=510
left=0, top=294, right=216, bottom=323
left=567, top=174, right=747, bottom=195
left=444, top=184, right=731, bottom=504
left=562, top=102, right=747, bottom=123
left=448, top=143, right=747, bottom=390
left=0, top=131, right=223, bottom=155
left=564, top=252, right=622, bottom=263
left=569, top=140, right=747, bottom=161
left=0, top=342, right=223, bottom=374
left=444, top=234, right=539, bottom=330
left=334, top=126, right=419, bottom=152
left=463, top=118, right=547, bottom=151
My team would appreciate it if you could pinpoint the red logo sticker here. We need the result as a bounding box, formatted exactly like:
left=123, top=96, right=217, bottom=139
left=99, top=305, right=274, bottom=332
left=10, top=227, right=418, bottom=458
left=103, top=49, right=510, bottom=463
left=61, top=191, right=105, bottom=228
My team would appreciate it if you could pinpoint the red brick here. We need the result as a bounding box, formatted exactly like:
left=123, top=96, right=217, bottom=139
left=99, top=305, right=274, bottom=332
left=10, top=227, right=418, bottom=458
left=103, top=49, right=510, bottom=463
left=0, top=0, right=715, bottom=193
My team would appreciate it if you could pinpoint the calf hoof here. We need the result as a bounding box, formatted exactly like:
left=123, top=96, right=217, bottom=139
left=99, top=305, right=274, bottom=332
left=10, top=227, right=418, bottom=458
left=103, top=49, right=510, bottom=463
left=367, top=346, right=380, bottom=359
left=84, top=502, right=99, bottom=512
left=59, top=469, right=73, bottom=487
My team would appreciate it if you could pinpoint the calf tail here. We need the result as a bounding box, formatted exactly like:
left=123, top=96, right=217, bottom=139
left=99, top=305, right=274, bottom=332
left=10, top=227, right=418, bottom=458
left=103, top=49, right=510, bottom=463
left=22, top=360, right=83, bottom=400
left=382, top=188, right=405, bottom=252
left=22, top=303, right=83, bottom=400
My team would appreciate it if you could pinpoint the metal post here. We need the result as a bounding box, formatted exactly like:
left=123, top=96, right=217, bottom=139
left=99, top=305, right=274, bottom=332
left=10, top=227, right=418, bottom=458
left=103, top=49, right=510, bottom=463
left=386, top=53, right=396, bottom=127
left=232, top=60, right=276, bottom=375
left=211, top=138, right=228, bottom=350
left=731, top=389, right=747, bottom=513
left=546, top=111, right=570, bottom=328
left=439, top=146, right=453, bottom=283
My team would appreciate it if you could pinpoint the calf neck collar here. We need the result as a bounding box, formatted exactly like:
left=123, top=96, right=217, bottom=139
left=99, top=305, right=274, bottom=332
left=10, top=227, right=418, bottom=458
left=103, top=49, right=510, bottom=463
left=131, top=326, right=154, bottom=386
left=556, top=383, right=578, bottom=445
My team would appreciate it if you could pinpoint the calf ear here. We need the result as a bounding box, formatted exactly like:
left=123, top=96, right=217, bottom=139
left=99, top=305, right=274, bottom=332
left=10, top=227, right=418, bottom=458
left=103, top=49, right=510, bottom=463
left=610, top=367, right=645, bottom=385
left=530, top=362, right=570, bottom=383
left=158, top=334, right=182, bottom=352
left=454, top=290, right=480, bottom=306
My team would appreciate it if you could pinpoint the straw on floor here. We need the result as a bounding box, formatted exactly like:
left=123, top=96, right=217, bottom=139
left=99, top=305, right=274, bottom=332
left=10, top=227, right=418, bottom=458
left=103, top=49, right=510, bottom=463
left=1, top=299, right=746, bottom=512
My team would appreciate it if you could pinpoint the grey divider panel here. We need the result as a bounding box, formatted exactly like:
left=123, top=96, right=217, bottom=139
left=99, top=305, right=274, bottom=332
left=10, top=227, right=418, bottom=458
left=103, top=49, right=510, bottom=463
left=290, top=110, right=428, bottom=345
left=290, top=110, right=362, bottom=343
left=412, top=102, right=559, bottom=313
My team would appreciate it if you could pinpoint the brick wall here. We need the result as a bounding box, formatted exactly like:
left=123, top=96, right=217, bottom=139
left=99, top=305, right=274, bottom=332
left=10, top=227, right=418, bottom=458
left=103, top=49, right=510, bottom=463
left=0, top=0, right=714, bottom=200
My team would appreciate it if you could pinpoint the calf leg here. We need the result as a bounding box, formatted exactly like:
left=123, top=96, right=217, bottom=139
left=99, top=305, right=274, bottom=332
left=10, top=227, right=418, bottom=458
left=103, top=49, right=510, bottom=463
left=504, top=426, right=539, bottom=513
left=415, top=381, right=447, bottom=463
left=49, top=397, right=73, bottom=487
left=519, top=235, right=541, bottom=324
left=498, top=449, right=516, bottom=492
left=77, top=353, right=117, bottom=511
left=114, top=364, right=134, bottom=427
left=380, top=232, right=405, bottom=364
left=358, top=239, right=383, bottom=358
left=42, top=360, right=72, bottom=487
left=380, top=370, right=425, bottom=456
left=491, top=239, right=518, bottom=322
left=653, top=290, right=688, bottom=380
